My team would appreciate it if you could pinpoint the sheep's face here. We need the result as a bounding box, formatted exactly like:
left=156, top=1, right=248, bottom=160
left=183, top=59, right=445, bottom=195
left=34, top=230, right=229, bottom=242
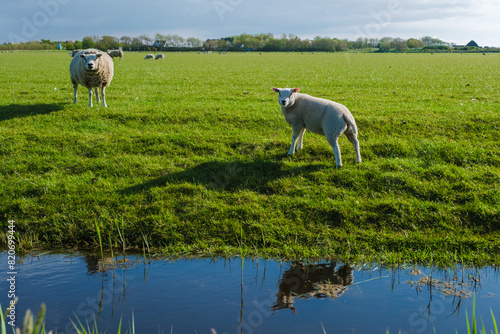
left=272, top=88, right=300, bottom=108
left=80, top=53, right=103, bottom=71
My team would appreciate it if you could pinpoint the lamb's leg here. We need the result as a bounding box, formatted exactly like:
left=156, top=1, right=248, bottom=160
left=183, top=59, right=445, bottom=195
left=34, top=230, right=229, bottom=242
left=345, top=132, right=362, bottom=164
left=94, top=88, right=100, bottom=103
left=101, top=87, right=107, bottom=107
left=326, top=136, right=342, bottom=168
left=73, top=82, right=78, bottom=103
left=87, top=88, right=93, bottom=107
left=287, top=126, right=304, bottom=155
left=287, top=135, right=298, bottom=156
left=296, top=128, right=307, bottom=151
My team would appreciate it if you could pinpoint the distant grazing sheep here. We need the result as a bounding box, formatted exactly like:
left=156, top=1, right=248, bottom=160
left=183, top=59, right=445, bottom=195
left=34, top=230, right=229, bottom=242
left=155, top=53, right=165, bottom=60
left=272, top=88, right=361, bottom=168
left=70, top=49, right=114, bottom=107
left=107, top=49, right=123, bottom=60
left=144, top=54, right=154, bottom=60
left=69, top=49, right=82, bottom=57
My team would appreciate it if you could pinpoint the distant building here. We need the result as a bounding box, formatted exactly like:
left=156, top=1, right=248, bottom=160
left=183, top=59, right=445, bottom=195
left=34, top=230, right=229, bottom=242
left=466, top=40, right=479, bottom=47
left=152, top=40, right=166, bottom=49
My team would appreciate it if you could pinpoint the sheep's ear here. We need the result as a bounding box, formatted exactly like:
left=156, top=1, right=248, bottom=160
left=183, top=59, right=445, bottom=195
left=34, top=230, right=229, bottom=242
left=272, top=88, right=280, bottom=93
left=292, top=88, right=300, bottom=93
left=96, top=53, right=103, bottom=58
left=79, top=54, right=85, bottom=58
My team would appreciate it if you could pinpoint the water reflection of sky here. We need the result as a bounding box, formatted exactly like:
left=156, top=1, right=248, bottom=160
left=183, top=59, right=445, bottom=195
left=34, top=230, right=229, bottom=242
left=0, top=252, right=499, bottom=334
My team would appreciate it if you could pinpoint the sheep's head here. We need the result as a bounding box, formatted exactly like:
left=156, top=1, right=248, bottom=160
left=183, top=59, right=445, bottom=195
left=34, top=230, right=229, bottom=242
left=272, top=88, right=300, bottom=108
left=80, top=53, right=103, bottom=71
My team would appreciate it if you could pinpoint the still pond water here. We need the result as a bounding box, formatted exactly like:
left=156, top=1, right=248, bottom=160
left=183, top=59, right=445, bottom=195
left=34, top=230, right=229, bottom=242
left=1, top=251, right=499, bottom=334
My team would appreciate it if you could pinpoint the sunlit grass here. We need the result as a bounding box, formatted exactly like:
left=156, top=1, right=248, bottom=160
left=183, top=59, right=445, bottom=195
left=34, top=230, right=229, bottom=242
left=0, top=51, right=499, bottom=265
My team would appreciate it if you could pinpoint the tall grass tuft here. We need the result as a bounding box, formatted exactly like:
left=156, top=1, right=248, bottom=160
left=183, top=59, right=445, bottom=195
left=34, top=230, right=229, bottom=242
left=491, top=309, right=498, bottom=334
left=463, top=294, right=498, bottom=334
left=1, top=303, right=50, bottom=334
left=94, top=220, right=104, bottom=262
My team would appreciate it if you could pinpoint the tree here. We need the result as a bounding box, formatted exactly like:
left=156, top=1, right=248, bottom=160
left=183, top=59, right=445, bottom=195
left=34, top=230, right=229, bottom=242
left=62, top=41, right=75, bottom=50
left=155, top=33, right=168, bottom=44
left=96, top=35, right=119, bottom=50
left=353, top=37, right=367, bottom=49
left=391, top=38, right=408, bottom=52
left=421, top=36, right=443, bottom=46
left=168, top=34, right=184, bottom=48
left=82, top=36, right=95, bottom=49
left=186, top=37, right=202, bottom=48
left=131, top=38, right=142, bottom=49
left=379, top=40, right=391, bottom=52
left=138, top=34, right=152, bottom=45
left=120, top=36, right=133, bottom=48
left=407, top=38, right=425, bottom=49
left=203, top=40, right=219, bottom=49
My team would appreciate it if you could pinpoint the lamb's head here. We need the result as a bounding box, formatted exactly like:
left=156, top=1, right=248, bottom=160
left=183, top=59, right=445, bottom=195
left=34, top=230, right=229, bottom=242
left=80, top=53, right=104, bottom=71
left=272, top=88, right=300, bottom=108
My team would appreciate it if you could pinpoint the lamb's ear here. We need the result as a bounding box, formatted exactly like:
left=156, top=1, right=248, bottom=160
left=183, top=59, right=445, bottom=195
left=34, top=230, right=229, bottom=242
left=272, top=88, right=280, bottom=93
left=292, top=88, right=300, bottom=93
left=96, top=53, right=103, bottom=58
left=79, top=54, right=85, bottom=58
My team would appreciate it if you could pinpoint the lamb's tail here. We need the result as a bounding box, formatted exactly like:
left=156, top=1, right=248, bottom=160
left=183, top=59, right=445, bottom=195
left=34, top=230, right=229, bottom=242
left=343, top=112, right=358, bottom=136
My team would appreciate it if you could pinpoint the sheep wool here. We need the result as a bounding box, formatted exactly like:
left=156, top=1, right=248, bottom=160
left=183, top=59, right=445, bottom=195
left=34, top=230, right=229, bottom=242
left=155, top=53, right=165, bottom=60
left=107, top=49, right=124, bottom=60
left=70, top=49, right=114, bottom=107
left=272, top=88, right=361, bottom=168
left=69, top=49, right=82, bottom=57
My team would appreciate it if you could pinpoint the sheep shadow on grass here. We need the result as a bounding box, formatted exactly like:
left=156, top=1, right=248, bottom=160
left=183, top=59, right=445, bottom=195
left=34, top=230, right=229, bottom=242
left=119, top=159, right=328, bottom=195
left=0, top=103, right=64, bottom=121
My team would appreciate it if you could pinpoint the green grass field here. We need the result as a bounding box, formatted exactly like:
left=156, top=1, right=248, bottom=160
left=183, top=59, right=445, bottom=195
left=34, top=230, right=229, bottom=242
left=0, top=51, right=499, bottom=264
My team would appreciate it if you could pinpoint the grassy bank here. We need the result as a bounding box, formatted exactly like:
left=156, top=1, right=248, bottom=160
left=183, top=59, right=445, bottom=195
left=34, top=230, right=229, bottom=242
left=0, top=51, right=499, bottom=265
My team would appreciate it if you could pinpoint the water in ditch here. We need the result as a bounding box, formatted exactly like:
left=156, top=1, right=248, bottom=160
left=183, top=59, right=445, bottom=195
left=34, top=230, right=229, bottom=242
left=1, top=251, right=499, bottom=333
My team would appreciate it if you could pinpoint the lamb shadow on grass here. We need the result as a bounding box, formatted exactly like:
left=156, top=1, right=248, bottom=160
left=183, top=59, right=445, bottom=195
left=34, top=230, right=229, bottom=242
left=0, top=103, right=65, bottom=121
left=120, top=159, right=328, bottom=195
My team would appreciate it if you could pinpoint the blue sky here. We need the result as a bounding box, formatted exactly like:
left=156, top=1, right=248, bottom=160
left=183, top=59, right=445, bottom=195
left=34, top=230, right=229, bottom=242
left=2, top=0, right=500, bottom=46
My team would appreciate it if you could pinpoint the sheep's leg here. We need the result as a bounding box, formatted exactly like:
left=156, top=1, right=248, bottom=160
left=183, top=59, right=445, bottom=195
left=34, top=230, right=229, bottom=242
left=87, top=88, right=93, bottom=107
left=345, top=132, right=362, bottom=164
left=101, top=87, right=107, bottom=107
left=327, top=136, right=342, bottom=168
left=73, top=83, right=78, bottom=104
left=287, top=126, right=304, bottom=155
left=287, top=134, right=298, bottom=156
left=94, top=88, right=100, bottom=103
left=296, top=128, right=307, bottom=151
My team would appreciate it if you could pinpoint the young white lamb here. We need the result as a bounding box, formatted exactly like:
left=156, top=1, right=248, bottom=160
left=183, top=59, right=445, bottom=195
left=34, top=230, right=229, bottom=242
left=155, top=53, right=165, bottom=60
left=107, top=49, right=123, bottom=60
left=144, top=54, right=154, bottom=60
left=272, top=88, right=361, bottom=168
left=69, top=49, right=114, bottom=107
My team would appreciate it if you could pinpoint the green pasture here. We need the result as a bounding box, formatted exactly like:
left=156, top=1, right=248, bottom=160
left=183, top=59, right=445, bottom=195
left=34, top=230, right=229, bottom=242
left=0, top=51, right=499, bottom=265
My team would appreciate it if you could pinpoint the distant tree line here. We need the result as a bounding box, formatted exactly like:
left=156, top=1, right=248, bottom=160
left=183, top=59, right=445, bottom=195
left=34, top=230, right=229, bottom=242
left=1, top=33, right=499, bottom=53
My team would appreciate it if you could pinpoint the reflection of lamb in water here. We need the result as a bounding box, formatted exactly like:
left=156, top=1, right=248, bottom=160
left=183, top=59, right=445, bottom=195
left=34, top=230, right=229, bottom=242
left=272, top=262, right=353, bottom=311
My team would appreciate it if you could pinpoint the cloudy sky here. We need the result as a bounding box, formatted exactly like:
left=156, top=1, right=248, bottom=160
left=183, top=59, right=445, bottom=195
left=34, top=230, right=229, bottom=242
left=2, top=0, right=500, bottom=46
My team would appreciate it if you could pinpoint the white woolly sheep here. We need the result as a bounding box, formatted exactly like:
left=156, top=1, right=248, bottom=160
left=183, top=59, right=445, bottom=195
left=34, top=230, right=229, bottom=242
left=144, top=54, right=154, bottom=60
left=155, top=53, right=165, bottom=60
left=107, top=49, right=123, bottom=60
left=272, top=88, right=361, bottom=168
left=69, top=49, right=82, bottom=57
left=69, top=49, right=114, bottom=107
